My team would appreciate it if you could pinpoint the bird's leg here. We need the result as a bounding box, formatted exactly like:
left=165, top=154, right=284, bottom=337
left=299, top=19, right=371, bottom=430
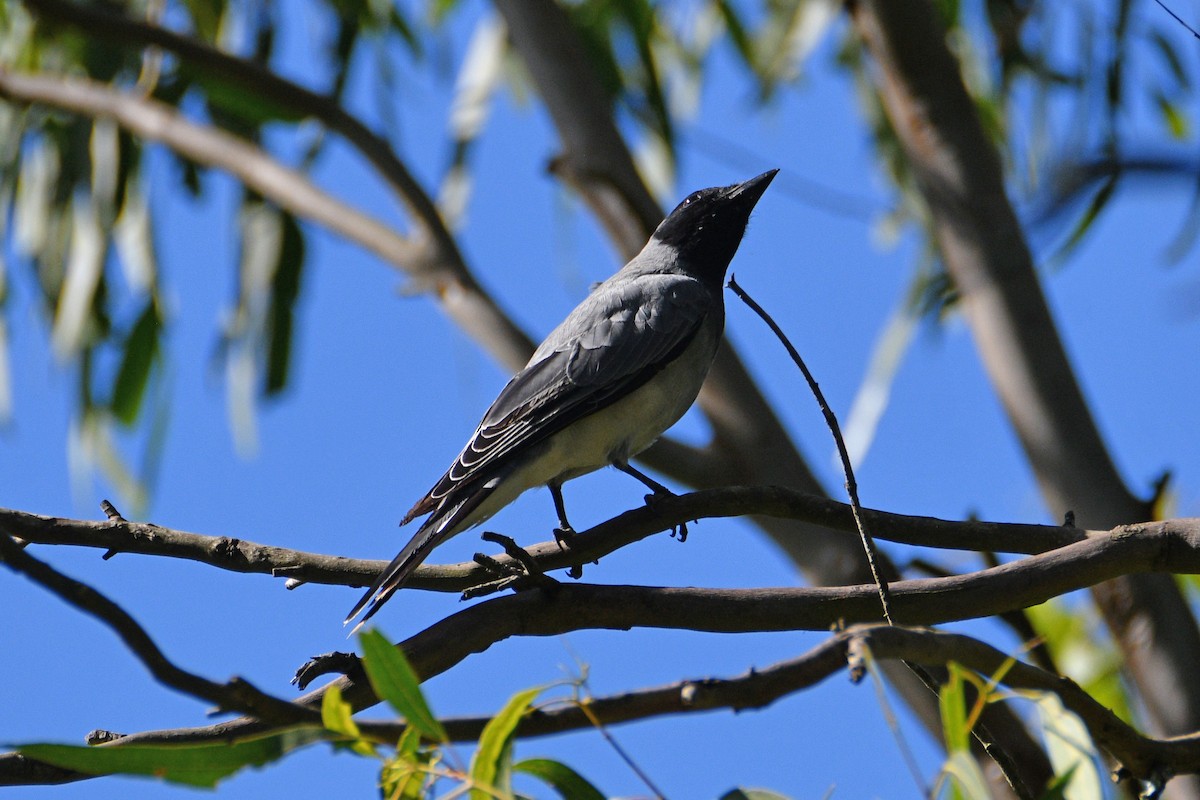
left=548, top=483, right=576, bottom=546
left=614, top=461, right=689, bottom=542
left=548, top=484, right=586, bottom=578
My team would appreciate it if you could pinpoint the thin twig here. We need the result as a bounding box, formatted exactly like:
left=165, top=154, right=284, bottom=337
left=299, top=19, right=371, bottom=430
left=727, top=276, right=894, bottom=624
left=855, top=642, right=931, bottom=795
left=1154, top=0, right=1200, bottom=39
left=575, top=700, right=667, bottom=800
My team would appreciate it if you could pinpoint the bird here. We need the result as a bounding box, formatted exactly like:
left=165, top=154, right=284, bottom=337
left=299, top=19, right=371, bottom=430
left=346, top=169, right=777, bottom=627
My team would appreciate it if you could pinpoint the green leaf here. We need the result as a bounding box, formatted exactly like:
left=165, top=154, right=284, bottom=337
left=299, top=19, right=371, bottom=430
left=1034, top=693, right=1103, bottom=800
left=939, top=663, right=969, bottom=754
left=469, top=685, right=542, bottom=800
left=181, top=0, right=227, bottom=43
left=1155, top=92, right=1190, bottom=140
left=1036, top=764, right=1080, bottom=800
left=321, top=684, right=376, bottom=757
left=1052, top=173, right=1118, bottom=265
left=514, top=758, right=605, bottom=800
left=941, top=750, right=992, bottom=800
left=714, top=1, right=757, bottom=74
left=1149, top=29, right=1190, bottom=90
left=358, top=629, right=447, bottom=743
left=264, top=212, right=304, bottom=395
left=186, top=68, right=308, bottom=126
left=15, top=727, right=324, bottom=788
left=381, top=728, right=433, bottom=800
left=110, top=300, right=160, bottom=426
left=321, top=683, right=361, bottom=738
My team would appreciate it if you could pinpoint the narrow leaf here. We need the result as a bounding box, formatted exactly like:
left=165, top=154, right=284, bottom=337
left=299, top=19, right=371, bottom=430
left=1035, top=693, right=1103, bottom=800
left=358, top=629, right=446, bottom=743
left=514, top=758, right=605, bottom=800
left=264, top=212, right=305, bottom=395
left=188, top=68, right=307, bottom=125
left=469, top=685, right=542, bottom=800
left=942, top=750, right=992, bottom=800
left=321, top=684, right=360, bottom=738
left=16, top=728, right=324, bottom=788
left=1155, top=92, right=1190, bottom=139
left=1052, top=173, right=1118, bottom=265
left=939, top=663, right=969, bottom=753
left=1149, top=28, right=1190, bottom=89
left=110, top=300, right=160, bottom=426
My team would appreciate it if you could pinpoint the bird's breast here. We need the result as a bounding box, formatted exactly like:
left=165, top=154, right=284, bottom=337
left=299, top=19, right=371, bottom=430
left=525, top=315, right=723, bottom=486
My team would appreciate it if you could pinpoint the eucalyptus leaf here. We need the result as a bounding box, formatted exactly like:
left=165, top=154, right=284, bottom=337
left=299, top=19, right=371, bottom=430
left=514, top=758, right=606, bottom=800
left=16, top=727, right=325, bottom=788
left=110, top=299, right=160, bottom=426
left=469, top=685, right=542, bottom=800
left=359, top=629, right=446, bottom=743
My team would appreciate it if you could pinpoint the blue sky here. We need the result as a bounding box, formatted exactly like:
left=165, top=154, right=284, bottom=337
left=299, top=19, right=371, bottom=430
left=4, top=2, right=1200, bottom=797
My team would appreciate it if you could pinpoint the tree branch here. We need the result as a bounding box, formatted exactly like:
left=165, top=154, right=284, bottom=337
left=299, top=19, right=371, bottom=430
left=0, top=69, right=417, bottom=266
left=3, top=517, right=1196, bottom=755
left=0, top=534, right=318, bottom=727
left=18, top=0, right=538, bottom=371
left=0, top=489, right=1087, bottom=593
left=412, top=625, right=1200, bottom=788
left=849, top=2, right=1200, bottom=761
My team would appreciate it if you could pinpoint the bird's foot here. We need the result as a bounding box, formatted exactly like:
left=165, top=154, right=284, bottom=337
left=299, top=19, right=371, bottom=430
left=642, top=489, right=691, bottom=542
left=464, top=531, right=560, bottom=600
left=551, top=524, right=588, bottom=579
left=553, top=524, right=576, bottom=550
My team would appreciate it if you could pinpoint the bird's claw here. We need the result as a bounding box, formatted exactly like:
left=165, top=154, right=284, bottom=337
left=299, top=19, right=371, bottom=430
left=642, top=490, right=691, bottom=542
left=553, top=525, right=576, bottom=550
left=551, top=525, right=589, bottom=579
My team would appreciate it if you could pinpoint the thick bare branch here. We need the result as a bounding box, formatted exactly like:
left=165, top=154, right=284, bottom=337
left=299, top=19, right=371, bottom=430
left=426, top=625, right=1200, bottom=787
left=2, top=516, right=1197, bottom=784
left=848, top=0, right=1200, bottom=756
left=0, top=490, right=1087, bottom=593
left=12, top=619, right=1200, bottom=788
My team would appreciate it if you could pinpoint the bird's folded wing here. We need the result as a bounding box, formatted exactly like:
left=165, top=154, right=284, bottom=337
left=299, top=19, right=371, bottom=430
left=402, top=273, right=711, bottom=523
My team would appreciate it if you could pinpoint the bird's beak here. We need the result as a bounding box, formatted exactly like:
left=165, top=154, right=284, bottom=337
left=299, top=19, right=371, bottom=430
left=726, top=169, right=779, bottom=207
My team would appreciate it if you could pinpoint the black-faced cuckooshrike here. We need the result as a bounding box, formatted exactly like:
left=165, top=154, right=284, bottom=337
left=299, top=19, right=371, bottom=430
left=347, top=170, right=778, bottom=626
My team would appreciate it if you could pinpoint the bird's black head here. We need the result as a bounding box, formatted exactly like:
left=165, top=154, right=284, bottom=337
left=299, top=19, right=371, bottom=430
left=652, top=169, right=778, bottom=282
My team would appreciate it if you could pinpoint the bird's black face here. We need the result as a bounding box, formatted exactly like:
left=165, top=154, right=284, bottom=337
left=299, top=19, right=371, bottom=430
left=653, top=169, right=778, bottom=282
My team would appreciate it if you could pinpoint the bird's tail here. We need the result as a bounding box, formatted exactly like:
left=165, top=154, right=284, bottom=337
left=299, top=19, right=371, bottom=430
left=344, top=480, right=498, bottom=632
